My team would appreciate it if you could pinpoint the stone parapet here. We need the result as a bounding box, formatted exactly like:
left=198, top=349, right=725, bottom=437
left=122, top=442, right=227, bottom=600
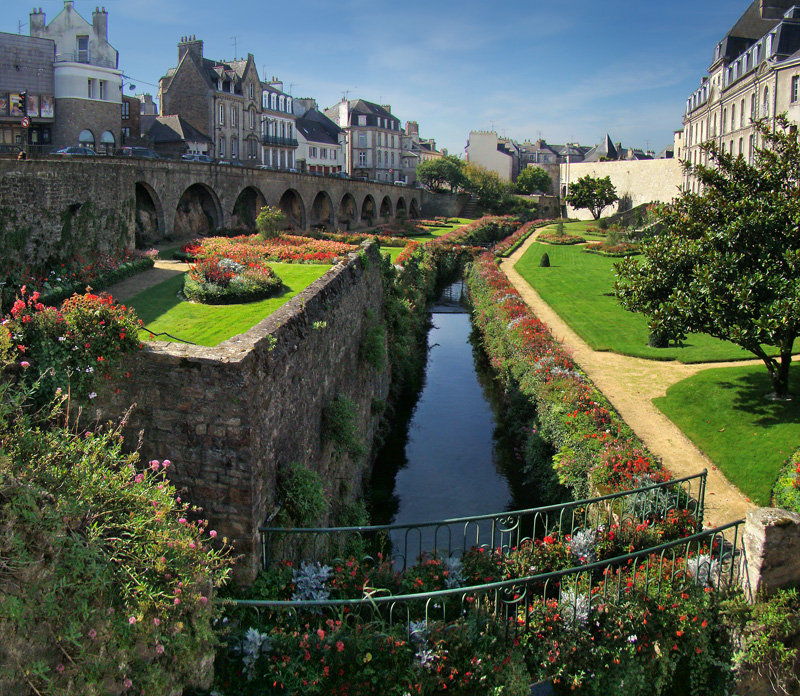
left=740, top=507, right=800, bottom=599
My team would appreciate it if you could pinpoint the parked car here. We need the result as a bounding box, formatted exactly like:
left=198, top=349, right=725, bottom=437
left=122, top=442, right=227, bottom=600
left=182, top=153, right=214, bottom=164
left=53, top=146, right=97, bottom=156
left=218, top=159, right=244, bottom=167
left=114, top=146, right=160, bottom=159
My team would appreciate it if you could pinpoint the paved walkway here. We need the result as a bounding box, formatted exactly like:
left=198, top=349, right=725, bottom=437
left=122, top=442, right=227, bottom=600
left=106, top=255, right=187, bottom=303
left=500, top=231, right=755, bottom=529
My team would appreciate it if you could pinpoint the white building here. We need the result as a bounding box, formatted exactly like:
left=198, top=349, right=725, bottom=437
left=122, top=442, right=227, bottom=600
left=465, top=131, right=515, bottom=181
left=30, top=1, right=122, bottom=151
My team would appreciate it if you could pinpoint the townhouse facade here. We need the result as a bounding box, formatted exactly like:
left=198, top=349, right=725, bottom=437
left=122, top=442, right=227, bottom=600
left=325, top=99, right=402, bottom=181
left=293, top=99, right=344, bottom=174
left=681, top=0, right=800, bottom=191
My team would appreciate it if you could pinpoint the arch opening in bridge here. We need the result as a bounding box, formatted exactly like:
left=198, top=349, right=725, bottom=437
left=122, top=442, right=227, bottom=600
left=310, top=191, right=335, bottom=231
left=134, top=181, right=164, bottom=248
left=360, top=195, right=376, bottom=227
left=231, top=186, right=267, bottom=231
left=396, top=197, right=407, bottom=219
left=380, top=195, right=392, bottom=221
left=174, top=183, right=223, bottom=238
left=338, top=193, right=358, bottom=229
left=279, top=188, right=306, bottom=231
left=409, top=197, right=420, bottom=219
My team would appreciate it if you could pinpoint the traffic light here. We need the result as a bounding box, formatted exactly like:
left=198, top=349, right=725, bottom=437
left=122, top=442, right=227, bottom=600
left=19, top=91, right=27, bottom=113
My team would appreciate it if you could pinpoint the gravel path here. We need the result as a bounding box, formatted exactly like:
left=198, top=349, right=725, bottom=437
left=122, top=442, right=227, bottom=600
left=500, top=231, right=756, bottom=528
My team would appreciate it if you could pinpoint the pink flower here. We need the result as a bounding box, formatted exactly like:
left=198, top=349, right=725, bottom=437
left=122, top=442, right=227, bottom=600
left=123, top=678, right=132, bottom=689
left=199, top=596, right=208, bottom=605
left=88, top=628, right=97, bottom=640
left=155, top=644, right=165, bottom=655
left=189, top=542, right=196, bottom=549
left=128, top=616, right=137, bottom=625
left=209, top=530, right=217, bottom=538
left=174, top=598, right=181, bottom=605
left=56, top=663, right=65, bottom=673
left=20, top=361, right=30, bottom=369
left=162, top=459, right=171, bottom=468
left=178, top=518, right=187, bottom=524
left=153, top=617, right=160, bottom=626
left=134, top=474, right=144, bottom=483
left=149, top=460, right=160, bottom=471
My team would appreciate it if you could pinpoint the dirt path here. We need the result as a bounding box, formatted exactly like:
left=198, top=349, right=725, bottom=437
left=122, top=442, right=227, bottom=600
left=106, top=256, right=188, bottom=303
left=500, top=232, right=756, bottom=529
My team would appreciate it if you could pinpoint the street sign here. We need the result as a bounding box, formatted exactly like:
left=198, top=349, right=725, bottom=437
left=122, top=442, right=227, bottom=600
left=21, top=117, right=30, bottom=128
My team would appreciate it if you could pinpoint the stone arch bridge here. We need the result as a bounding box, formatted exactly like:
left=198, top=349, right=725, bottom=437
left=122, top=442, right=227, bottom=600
left=126, top=159, right=421, bottom=246
left=0, top=157, right=423, bottom=258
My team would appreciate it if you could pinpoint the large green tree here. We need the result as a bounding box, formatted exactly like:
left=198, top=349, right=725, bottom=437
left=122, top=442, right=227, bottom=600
left=416, top=155, right=466, bottom=192
left=515, top=166, right=552, bottom=195
left=615, top=116, right=800, bottom=398
left=566, top=175, right=618, bottom=219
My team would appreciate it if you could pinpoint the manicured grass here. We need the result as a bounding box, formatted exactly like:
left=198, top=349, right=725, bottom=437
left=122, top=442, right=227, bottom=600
left=382, top=246, right=405, bottom=263
left=379, top=219, right=472, bottom=262
left=515, top=240, right=759, bottom=363
left=128, top=262, right=331, bottom=347
left=653, top=363, right=800, bottom=506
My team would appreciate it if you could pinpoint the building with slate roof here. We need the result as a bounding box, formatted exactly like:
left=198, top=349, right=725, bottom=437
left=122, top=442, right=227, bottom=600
left=682, top=1, right=800, bottom=191
left=158, top=36, right=296, bottom=167
left=294, top=100, right=344, bottom=174
left=399, top=120, right=444, bottom=185
left=146, top=114, right=212, bottom=158
left=325, top=98, right=402, bottom=181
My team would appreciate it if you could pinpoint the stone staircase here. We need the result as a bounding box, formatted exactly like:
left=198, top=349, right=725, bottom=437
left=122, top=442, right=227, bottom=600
left=461, top=195, right=480, bottom=218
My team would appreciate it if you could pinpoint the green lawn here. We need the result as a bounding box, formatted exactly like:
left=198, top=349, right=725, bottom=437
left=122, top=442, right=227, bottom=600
left=128, top=263, right=331, bottom=347
left=653, top=363, right=800, bottom=506
left=515, top=240, right=759, bottom=363
left=379, top=218, right=472, bottom=262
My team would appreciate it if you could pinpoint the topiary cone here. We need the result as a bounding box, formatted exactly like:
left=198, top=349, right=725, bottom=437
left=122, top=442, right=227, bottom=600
left=539, top=252, right=551, bottom=267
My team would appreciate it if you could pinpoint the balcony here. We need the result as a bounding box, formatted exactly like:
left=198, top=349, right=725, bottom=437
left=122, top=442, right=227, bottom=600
left=55, top=51, right=118, bottom=70
left=261, top=134, right=298, bottom=147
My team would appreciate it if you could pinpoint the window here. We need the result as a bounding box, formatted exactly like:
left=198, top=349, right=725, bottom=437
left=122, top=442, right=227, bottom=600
left=749, top=134, right=755, bottom=162
left=391, top=152, right=394, bottom=165
left=722, top=108, right=727, bottom=134
left=87, top=79, right=93, bottom=99
left=358, top=152, right=366, bottom=166
left=219, top=136, right=225, bottom=157
left=250, top=109, right=254, bottom=129
left=77, top=35, right=88, bottom=62
left=219, top=104, right=225, bottom=125
left=288, top=124, right=293, bottom=140
left=231, top=106, right=237, bottom=127
left=271, top=93, right=277, bottom=110
left=249, top=83, right=254, bottom=99
left=121, top=127, right=130, bottom=138
left=122, top=101, right=130, bottom=119
left=279, top=96, right=285, bottom=111
left=739, top=138, right=743, bottom=155
left=377, top=150, right=381, bottom=163
left=751, top=92, right=758, bottom=120
left=358, top=115, right=367, bottom=126
left=721, top=142, right=725, bottom=155
left=320, top=148, right=327, bottom=159
left=740, top=99, right=745, bottom=127
left=793, top=75, right=800, bottom=103
left=287, top=98, right=292, bottom=113
left=218, top=79, right=222, bottom=91
left=764, top=86, right=770, bottom=117
left=391, top=135, right=395, bottom=148
left=331, top=150, right=337, bottom=161
left=310, top=146, right=318, bottom=158
left=231, top=137, right=238, bottom=158
left=99, top=81, right=105, bottom=100
left=358, top=132, right=367, bottom=147
left=731, top=104, right=735, bottom=130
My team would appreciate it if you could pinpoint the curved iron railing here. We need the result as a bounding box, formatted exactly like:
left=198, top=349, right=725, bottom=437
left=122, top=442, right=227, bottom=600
left=234, top=519, right=742, bottom=634
left=259, top=470, right=707, bottom=571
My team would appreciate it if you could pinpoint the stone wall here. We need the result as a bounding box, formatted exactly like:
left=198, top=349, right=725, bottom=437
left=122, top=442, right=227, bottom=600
left=94, top=242, right=390, bottom=581
left=740, top=507, right=800, bottom=599
left=0, top=159, right=135, bottom=269
left=420, top=190, right=468, bottom=218
left=560, top=159, right=683, bottom=220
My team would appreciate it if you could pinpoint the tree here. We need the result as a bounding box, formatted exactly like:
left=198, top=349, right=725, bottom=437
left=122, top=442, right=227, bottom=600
left=416, top=155, right=466, bottom=192
left=256, top=205, right=286, bottom=240
left=566, top=175, right=618, bottom=219
left=614, top=116, right=800, bottom=398
left=515, top=166, right=552, bottom=195
left=462, top=162, right=515, bottom=212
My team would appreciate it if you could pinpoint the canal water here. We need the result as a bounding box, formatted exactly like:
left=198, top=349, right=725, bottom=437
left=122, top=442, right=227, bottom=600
left=369, top=279, right=537, bottom=561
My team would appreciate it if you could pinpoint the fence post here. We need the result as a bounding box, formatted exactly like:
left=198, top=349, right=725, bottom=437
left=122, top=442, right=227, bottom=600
left=740, top=508, right=800, bottom=601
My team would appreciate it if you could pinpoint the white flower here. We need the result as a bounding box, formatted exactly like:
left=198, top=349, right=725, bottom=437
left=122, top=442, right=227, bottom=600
left=88, top=392, right=97, bottom=400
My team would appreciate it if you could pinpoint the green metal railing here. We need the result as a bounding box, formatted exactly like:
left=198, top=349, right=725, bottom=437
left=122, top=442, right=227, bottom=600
left=235, top=519, right=742, bottom=633
left=259, top=470, right=707, bottom=571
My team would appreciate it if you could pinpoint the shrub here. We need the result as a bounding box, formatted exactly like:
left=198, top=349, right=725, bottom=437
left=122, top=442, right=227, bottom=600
left=0, top=389, right=233, bottom=695
left=255, top=205, right=286, bottom=240
left=275, top=462, right=328, bottom=528
left=360, top=310, right=386, bottom=370
left=539, top=251, right=551, bottom=267
left=323, top=394, right=366, bottom=460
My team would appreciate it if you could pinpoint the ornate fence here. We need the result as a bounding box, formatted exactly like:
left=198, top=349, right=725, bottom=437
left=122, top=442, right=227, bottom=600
left=259, top=470, right=707, bottom=571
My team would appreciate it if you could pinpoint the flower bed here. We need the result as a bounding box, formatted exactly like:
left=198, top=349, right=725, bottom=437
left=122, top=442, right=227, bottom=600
left=179, top=233, right=355, bottom=265
left=493, top=219, right=550, bottom=257
left=1, top=248, right=157, bottom=308
left=583, top=241, right=640, bottom=257
left=184, top=255, right=283, bottom=305
left=465, top=253, right=664, bottom=498
left=773, top=447, right=800, bottom=513
left=537, top=232, right=586, bottom=245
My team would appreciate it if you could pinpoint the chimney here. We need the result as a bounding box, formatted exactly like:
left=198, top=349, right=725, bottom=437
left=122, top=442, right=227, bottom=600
left=92, top=7, right=108, bottom=43
left=178, top=35, right=203, bottom=63
left=269, top=78, right=283, bottom=92
left=405, top=120, right=419, bottom=136
left=381, top=104, right=392, bottom=115
left=29, top=7, right=46, bottom=36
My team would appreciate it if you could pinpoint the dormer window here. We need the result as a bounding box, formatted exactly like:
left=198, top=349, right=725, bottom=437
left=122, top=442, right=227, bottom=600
left=767, top=33, right=774, bottom=56
left=358, top=115, right=367, bottom=126
left=218, top=79, right=222, bottom=91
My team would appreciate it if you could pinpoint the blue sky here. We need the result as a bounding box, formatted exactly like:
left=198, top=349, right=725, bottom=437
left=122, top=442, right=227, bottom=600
left=3, top=0, right=741, bottom=155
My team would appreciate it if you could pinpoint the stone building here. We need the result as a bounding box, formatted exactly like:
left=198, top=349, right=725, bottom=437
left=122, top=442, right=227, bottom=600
left=293, top=100, right=344, bottom=175
left=325, top=99, right=402, bottom=181
left=159, top=38, right=291, bottom=166
left=0, top=31, right=55, bottom=152
left=29, top=1, right=122, bottom=152
left=121, top=94, right=140, bottom=142
left=146, top=114, right=212, bottom=158
left=682, top=0, right=800, bottom=191
left=398, top=120, right=444, bottom=185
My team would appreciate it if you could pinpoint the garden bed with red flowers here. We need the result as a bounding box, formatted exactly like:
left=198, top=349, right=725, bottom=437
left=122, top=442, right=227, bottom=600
left=178, top=233, right=355, bottom=265
left=583, top=241, right=640, bottom=257
left=537, top=232, right=586, bottom=245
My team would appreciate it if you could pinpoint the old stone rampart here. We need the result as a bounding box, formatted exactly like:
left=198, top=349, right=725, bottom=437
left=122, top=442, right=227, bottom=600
left=95, top=242, right=389, bottom=580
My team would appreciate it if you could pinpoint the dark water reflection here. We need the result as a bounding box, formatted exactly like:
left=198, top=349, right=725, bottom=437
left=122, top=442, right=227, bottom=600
left=369, top=279, right=539, bottom=561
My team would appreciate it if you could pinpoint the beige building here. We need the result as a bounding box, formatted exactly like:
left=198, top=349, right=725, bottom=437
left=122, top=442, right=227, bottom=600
left=682, top=1, right=800, bottom=191
left=465, top=130, right=515, bottom=181
left=29, top=1, right=122, bottom=152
